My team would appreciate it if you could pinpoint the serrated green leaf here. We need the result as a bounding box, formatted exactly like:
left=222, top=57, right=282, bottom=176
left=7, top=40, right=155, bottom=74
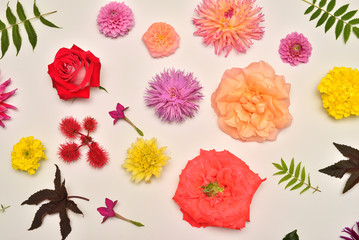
left=291, top=182, right=304, bottom=191
left=289, top=158, right=295, bottom=174
left=344, top=24, right=351, bottom=43
left=24, top=20, right=37, bottom=50
left=294, top=162, right=301, bottom=178
left=33, top=1, right=41, bottom=17
left=341, top=10, right=357, bottom=21
left=0, top=20, right=9, bottom=59
left=301, top=167, right=306, bottom=181
left=327, top=0, right=336, bottom=12
left=39, top=16, right=59, bottom=28
left=313, top=0, right=317, bottom=4
left=285, top=178, right=297, bottom=189
left=334, top=4, right=349, bottom=17
left=310, top=9, right=322, bottom=21
left=279, top=174, right=292, bottom=185
left=6, top=5, right=17, bottom=25
left=305, top=5, right=315, bottom=15
left=317, top=12, right=329, bottom=27
left=281, top=158, right=288, bottom=171
left=353, top=27, right=359, bottom=38
left=335, top=20, right=344, bottom=39
left=300, top=185, right=311, bottom=194
left=325, top=16, right=336, bottom=32
left=16, top=1, right=27, bottom=21
left=308, top=174, right=312, bottom=186
left=12, top=25, right=22, bottom=56
left=349, top=18, right=359, bottom=25
left=273, top=163, right=283, bottom=170
left=274, top=170, right=287, bottom=176
left=319, top=0, right=327, bottom=8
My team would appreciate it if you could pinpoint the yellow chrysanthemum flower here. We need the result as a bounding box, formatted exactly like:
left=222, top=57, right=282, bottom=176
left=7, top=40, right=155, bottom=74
left=11, top=136, right=47, bottom=175
left=122, top=138, right=170, bottom=183
left=318, top=67, right=359, bottom=119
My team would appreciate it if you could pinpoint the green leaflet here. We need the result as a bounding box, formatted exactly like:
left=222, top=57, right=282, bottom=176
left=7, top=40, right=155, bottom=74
left=0, top=0, right=59, bottom=59
left=283, top=230, right=299, bottom=240
left=273, top=158, right=321, bottom=194
left=301, top=0, right=359, bottom=43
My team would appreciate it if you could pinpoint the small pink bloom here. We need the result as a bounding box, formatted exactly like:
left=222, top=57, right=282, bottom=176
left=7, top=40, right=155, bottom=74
left=97, top=198, right=117, bottom=223
left=109, top=103, right=128, bottom=124
left=279, top=32, right=312, bottom=66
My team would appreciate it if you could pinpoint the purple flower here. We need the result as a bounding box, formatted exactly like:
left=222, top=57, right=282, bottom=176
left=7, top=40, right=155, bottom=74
left=109, top=103, right=143, bottom=136
left=279, top=32, right=312, bottom=66
left=97, top=198, right=117, bottom=223
left=97, top=2, right=135, bottom=38
left=144, top=68, right=203, bottom=123
left=341, top=222, right=359, bottom=240
left=0, top=78, right=17, bottom=128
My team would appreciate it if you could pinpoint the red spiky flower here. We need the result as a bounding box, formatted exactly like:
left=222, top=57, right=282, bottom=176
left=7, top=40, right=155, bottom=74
left=87, top=142, right=109, bottom=168
left=59, top=117, right=81, bottom=139
left=58, top=142, right=81, bottom=163
left=83, top=116, right=98, bottom=132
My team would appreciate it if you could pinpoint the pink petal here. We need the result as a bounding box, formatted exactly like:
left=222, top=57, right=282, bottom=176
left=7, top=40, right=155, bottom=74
left=97, top=207, right=110, bottom=216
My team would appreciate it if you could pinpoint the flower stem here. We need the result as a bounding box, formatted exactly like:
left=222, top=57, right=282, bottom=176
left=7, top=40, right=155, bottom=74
left=115, top=213, right=144, bottom=227
left=1, top=205, right=10, bottom=213
left=125, top=117, right=144, bottom=136
left=67, top=196, right=90, bottom=201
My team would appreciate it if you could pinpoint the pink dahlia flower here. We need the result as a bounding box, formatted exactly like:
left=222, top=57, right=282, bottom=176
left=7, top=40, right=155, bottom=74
left=279, top=32, right=312, bottom=66
left=193, top=0, right=264, bottom=57
left=0, top=78, right=17, bottom=128
left=144, top=69, right=203, bottom=123
left=97, top=2, right=134, bottom=38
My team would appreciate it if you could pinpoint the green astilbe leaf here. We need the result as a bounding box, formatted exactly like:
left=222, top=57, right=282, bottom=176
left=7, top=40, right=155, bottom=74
left=310, top=9, right=322, bottom=21
left=325, top=16, right=336, bottom=32
left=334, top=4, right=349, bottom=17
left=336, top=20, right=344, bottom=39
left=349, top=18, right=359, bottom=25
left=353, top=27, right=359, bottom=38
left=305, top=5, right=315, bottom=14
left=326, top=0, right=336, bottom=12
left=24, top=20, right=37, bottom=50
left=319, top=0, right=327, bottom=8
left=273, top=158, right=321, bottom=194
left=342, top=10, right=358, bottom=21
left=0, top=20, right=9, bottom=59
left=34, top=1, right=59, bottom=28
left=6, top=5, right=21, bottom=55
left=317, top=12, right=329, bottom=27
left=344, top=24, right=351, bottom=43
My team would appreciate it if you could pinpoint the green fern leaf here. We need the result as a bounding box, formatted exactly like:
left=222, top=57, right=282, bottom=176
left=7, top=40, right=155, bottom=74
left=294, top=162, right=301, bottom=178
left=6, top=5, right=17, bottom=25
left=334, top=4, right=349, bottom=17
left=349, top=18, right=359, bottom=25
left=274, top=170, right=287, bottom=176
left=301, top=167, right=306, bottom=181
left=24, top=20, right=37, bottom=50
left=353, top=27, right=359, bottom=38
left=289, top=158, right=295, bottom=174
left=335, top=20, right=344, bottom=39
left=6, top=5, right=21, bottom=55
left=291, top=182, right=304, bottom=191
left=34, top=1, right=59, bottom=28
left=0, top=20, right=9, bottom=59
left=16, top=1, right=27, bottom=21
left=285, top=178, right=297, bottom=189
left=326, top=0, right=336, bottom=12
left=317, top=12, right=329, bottom=27
left=300, top=185, right=311, bottom=194
left=341, top=10, right=357, bottom=21
left=279, top=174, right=291, bottom=184
left=281, top=158, right=288, bottom=171
left=325, top=16, right=336, bottom=32
left=33, top=1, right=41, bottom=17
left=305, top=5, right=315, bottom=15
left=319, top=0, right=327, bottom=8
left=310, top=9, right=322, bottom=21
left=313, top=0, right=317, bottom=4
left=273, top=163, right=283, bottom=170
left=344, top=24, right=351, bottom=43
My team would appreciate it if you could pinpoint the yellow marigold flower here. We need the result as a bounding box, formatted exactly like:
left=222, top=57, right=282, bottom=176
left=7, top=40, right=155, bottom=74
left=318, top=67, right=359, bottom=119
left=11, top=136, right=47, bottom=175
left=122, top=138, right=170, bottom=183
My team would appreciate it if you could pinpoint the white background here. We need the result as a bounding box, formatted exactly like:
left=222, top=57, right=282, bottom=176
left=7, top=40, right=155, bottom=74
left=1, top=0, right=359, bottom=239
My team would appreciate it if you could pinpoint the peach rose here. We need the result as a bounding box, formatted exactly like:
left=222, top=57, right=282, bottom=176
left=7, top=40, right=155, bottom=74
left=142, top=22, right=180, bottom=58
left=211, top=61, right=292, bottom=142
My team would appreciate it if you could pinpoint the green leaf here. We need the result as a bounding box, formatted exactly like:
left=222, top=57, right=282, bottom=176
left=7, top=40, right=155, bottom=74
left=294, top=162, right=301, bottom=178
left=353, top=27, right=359, bottom=38
left=291, top=182, right=304, bottom=191
left=283, top=230, right=299, bottom=240
left=325, top=16, right=336, bottom=32
left=326, top=0, right=336, bottom=12
left=289, top=158, right=295, bottom=174
left=285, top=178, right=297, bottom=189
left=305, top=5, right=315, bottom=15
left=24, top=20, right=37, bottom=50
left=300, top=185, right=311, bottom=194
left=319, top=0, right=327, bottom=8
left=16, top=1, right=27, bottom=21
left=273, top=163, right=283, bottom=170
left=130, top=220, right=144, bottom=227
left=274, top=170, right=287, bottom=176
left=33, top=1, right=41, bottom=17
left=349, top=18, right=359, bottom=25
left=301, top=167, right=306, bottom=182
left=6, top=5, right=17, bottom=25
left=12, top=25, right=22, bottom=56
left=335, top=20, right=344, bottom=39
left=316, top=12, right=329, bottom=27
left=310, top=9, right=322, bottom=21
left=308, top=174, right=312, bottom=186
left=0, top=20, right=9, bottom=59
left=98, top=86, right=108, bottom=93
left=344, top=24, right=351, bottom=43
left=334, top=4, right=349, bottom=17
left=341, top=10, right=358, bottom=21
left=39, top=16, right=60, bottom=28
left=281, top=158, right=288, bottom=172
left=313, top=0, right=317, bottom=4
left=279, top=174, right=292, bottom=184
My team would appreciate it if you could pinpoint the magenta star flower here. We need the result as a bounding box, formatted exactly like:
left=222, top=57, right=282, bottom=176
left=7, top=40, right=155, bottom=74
left=341, top=222, right=359, bottom=240
left=0, top=78, right=17, bottom=128
left=279, top=32, right=312, bottom=66
left=109, top=103, right=143, bottom=136
left=97, top=198, right=144, bottom=227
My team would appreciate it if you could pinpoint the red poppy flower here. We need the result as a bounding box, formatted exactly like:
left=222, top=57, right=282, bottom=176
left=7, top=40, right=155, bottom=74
left=173, top=149, right=265, bottom=229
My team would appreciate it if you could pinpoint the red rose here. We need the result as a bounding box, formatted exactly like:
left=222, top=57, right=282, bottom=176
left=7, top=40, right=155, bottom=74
left=48, top=45, right=101, bottom=100
left=173, top=149, right=265, bottom=229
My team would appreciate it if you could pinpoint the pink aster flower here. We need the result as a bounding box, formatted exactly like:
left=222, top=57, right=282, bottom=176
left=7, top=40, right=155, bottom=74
left=97, top=1, right=134, bottom=38
left=0, top=78, right=17, bottom=128
left=193, top=0, right=264, bottom=57
left=144, top=69, right=203, bottom=123
left=109, top=103, right=143, bottom=136
left=279, top=32, right=312, bottom=66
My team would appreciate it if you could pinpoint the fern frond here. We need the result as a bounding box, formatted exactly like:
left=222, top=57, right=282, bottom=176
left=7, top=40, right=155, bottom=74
left=272, top=158, right=321, bottom=194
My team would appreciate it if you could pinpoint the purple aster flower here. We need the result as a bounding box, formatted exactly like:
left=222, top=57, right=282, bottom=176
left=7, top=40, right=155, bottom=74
left=97, top=2, right=135, bottom=38
left=341, top=222, right=359, bottom=240
left=0, top=78, right=17, bottom=128
left=144, top=69, right=203, bottom=123
left=279, top=32, right=312, bottom=66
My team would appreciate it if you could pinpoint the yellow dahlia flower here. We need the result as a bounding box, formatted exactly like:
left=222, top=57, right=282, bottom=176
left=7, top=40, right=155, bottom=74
left=122, top=138, right=170, bottom=183
left=11, top=136, right=47, bottom=175
left=318, top=67, right=359, bottom=119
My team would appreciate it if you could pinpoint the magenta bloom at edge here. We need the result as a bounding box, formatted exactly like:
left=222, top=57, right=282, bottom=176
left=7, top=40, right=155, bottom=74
left=144, top=69, right=203, bottom=123
left=193, top=0, right=264, bottom=57
left=97, top=1, right=135, bottom=38
left=0, top=78, right=17, bottom=128
left=279, top=32, right=312, bottom=66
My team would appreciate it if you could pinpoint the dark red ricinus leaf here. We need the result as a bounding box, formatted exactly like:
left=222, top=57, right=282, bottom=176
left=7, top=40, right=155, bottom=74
left=54, top=164, right=61, bottom=192
left=334, top=142, right=359, bottom=164
left=28, top=201, right=63, bottom=230
left=319, top=160, right=358, bottom=178
left=66, top=200, right=83, bottom=215
left=60, top=208, right=71, bottom=240
left=21, top=189, right=60, bottom=205
left=343, top=172, right=359, bottom=193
